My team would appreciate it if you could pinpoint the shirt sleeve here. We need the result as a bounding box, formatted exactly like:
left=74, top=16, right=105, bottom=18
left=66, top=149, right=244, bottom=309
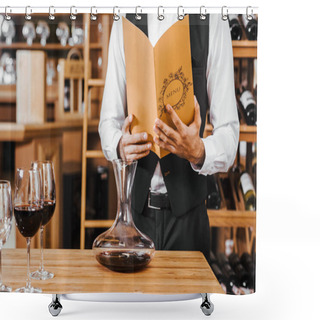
left=98, top=16, right=126, bottom=161
left=191, top=14, right=240, bottom=175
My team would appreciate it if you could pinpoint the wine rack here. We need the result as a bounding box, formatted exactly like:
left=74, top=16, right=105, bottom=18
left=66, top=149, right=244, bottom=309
left=78, top=19, right=258, bottom=251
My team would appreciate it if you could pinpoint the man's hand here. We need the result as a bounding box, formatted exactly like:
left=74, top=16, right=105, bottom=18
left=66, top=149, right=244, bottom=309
left=153, top=96, right=205, bottom=166
left=117, top=114, right=152, bottom=161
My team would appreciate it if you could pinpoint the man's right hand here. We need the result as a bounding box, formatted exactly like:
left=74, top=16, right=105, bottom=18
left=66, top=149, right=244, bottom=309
left=117, top=114, right=152, bottom=161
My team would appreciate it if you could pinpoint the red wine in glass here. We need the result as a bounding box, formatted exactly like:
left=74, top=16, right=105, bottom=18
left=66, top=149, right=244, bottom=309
left=14, top=205, right=42, bottom=238
left=30, top=161, right=56, bottom=281
left=41, top=200, right=56, bottom=227
left=14, top=168, right=43, bottom=293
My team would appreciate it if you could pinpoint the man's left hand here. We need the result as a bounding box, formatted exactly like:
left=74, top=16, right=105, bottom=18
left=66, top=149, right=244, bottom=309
left=153, top=96, right=205, bottom=167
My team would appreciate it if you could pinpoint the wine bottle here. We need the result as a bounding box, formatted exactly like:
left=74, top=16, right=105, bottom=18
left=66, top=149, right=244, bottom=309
left=252, top=150, right=257, bottom=189
left=94, top=166, right=109, bottom=219
left=239, top=89, right=257, bottom=125
left=240, top=252, right=255, bottom=290
left=228, top=253, right=250, bottom=288
left=210, top=251, right=218, bottom=265
left=228, top=252, right=241, bottom=268
left=241, top=14, right=258, bottom=40
left=211, top=263, right=224, bottom=284
left=228, top=14, right=242, bottom=40
left=240, top=171, right=256, bottom=211
left=217, top=252, right=229, bottom=266
left=221, top=263, right=240, bottom=295
left=207, top=174, right=221, bottom=210
left=211, top=263, right=227, bottom=293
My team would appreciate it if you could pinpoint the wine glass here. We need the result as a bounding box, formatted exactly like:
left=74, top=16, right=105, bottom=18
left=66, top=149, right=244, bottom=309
left=0, top=180, right=13, bottom=292
left=14, top=168, right=43, bottom=293
left=30, top=161, right=55, bottom=280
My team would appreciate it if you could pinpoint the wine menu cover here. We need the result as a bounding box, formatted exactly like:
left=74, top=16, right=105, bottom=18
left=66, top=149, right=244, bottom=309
left=123, top=16, right=195, bottom=158
left=0, top=10, right=257, bottom=317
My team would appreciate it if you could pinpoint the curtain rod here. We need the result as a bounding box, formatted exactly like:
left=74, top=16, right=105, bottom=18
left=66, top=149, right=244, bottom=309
left=0, top=6, right=259, bottom=16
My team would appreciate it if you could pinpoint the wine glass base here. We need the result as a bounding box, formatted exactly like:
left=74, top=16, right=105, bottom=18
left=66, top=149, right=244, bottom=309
left=15, top=286, right=42, bottom=293
left=30, top=269, right=54, bottom=280
left=0, top=284, right=12, bottom=292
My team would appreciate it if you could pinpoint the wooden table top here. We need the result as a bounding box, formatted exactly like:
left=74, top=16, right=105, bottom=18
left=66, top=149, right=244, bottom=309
left=0, top=119, right=99, bottom=141
left=2, top=249, right=224, bottom=295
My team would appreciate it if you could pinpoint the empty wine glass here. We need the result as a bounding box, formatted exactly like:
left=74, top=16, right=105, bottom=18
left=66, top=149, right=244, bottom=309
left=22, top=21, right=36, bottom=46
left=30, top=161, right=56, bottom=280
left=36, top=20, right=50, bottom=46
left=56, top=22, right=69, bottom=46
left=14, top=168, right=43, bottom=293
left=0, top=180, right=13, bottom=292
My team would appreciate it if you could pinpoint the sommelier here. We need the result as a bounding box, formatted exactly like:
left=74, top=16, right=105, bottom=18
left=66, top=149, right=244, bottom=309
left=99, top=14, right=239, bottom=262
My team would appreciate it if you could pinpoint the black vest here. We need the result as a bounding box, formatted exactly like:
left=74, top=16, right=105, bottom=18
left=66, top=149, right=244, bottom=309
left=126, top=14, right=210, bottom=217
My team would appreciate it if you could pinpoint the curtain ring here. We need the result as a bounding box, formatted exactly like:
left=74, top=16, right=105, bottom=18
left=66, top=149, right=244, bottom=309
left=246, top=6, right=254, bottom=21
left=221, top=6, right=228, bottom=21
left=200, top=6, right=207, bottom=20
left=158, top=6, right=164, bottom=21
left=49, top=6, right=55, bottom=20
left=90, top=6, right=97, bottom=21
left=135, top=6, right=142, bottom=21
left=25, top=6, right=32, bottom=20
left=5, top=6, right=12, bottom=21
left=70, top=6, right=77, bottom=21
left=177, top=6, right=185, bottom=21
left=113, top=6, right=120, bottom=21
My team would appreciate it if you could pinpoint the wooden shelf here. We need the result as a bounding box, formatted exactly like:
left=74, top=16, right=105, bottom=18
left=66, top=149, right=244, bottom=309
left=85, top=150, right=105, bottom=158
left=0, top=84, right=16, bottom=103
left=84, top=219, right=113, bottom=228
left=84, top=210, right=255, bottom=229
left=0, top=119, right=100, bottom=142
left=232, top=40, right=257, bottom=58
left=0, top=83, right=58, bottom=103
left=0, top=42, right=102, bottom=50
left=205, top=123, right=256, bottom=143
left=90, top=43, right=103, bottom=49
left=88, top=78, right=105, bottom=87
left=0, top=43, right=84, bottom=50
left=238, top=124, right=257, bottom=142
left=207, top=209, right=256, bottom=228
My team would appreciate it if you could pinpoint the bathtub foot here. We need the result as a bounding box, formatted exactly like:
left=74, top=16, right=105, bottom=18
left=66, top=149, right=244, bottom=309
left=48, top=294, right=63, bottom=317
left=200, top=293, right=214, bottom=316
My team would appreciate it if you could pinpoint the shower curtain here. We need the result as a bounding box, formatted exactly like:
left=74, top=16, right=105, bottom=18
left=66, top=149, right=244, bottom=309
left=0, top=5, right=257, bottom=316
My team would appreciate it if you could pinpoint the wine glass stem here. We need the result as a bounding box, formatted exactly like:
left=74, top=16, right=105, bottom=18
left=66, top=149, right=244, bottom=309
left=40, top=226, right=44, bottom=272
left=26, top=237, right=31, bottom=290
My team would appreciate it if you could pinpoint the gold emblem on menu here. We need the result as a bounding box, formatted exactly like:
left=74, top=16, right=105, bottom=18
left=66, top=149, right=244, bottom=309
left=158, top=66, right=192, bottom=117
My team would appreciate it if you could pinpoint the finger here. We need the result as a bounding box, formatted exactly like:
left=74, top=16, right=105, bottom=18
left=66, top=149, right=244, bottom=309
left=124, top=142, right=152, bottom=155
left=153, top=125, right=176, bottom=146
left=126, top=150, right=150, bottom=161
left=154, top=118, right=179, bottom=141
left=153, top=136, right=176, bottom=153
left=122, top=114, right=133, bottom=134
left=122, top=132, right=148, bottom=146
left=166, top=104, right=185, bottom=132
left=193, top=96, right=202, bottom=128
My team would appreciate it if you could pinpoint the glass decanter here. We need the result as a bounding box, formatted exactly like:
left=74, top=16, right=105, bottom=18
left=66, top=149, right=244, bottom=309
left=93, top=159, right=155, bottom=272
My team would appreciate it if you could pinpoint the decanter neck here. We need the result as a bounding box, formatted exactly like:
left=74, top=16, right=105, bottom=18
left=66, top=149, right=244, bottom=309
left=112, top=159, right=137, bottom=224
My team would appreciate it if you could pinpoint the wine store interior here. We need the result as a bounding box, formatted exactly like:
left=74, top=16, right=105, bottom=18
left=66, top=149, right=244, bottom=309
left=0, top=13, right=257, bottom=295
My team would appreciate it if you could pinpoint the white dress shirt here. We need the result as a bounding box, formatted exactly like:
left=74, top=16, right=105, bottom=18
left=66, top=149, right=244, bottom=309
left=99, top=14, right=239, bottom=194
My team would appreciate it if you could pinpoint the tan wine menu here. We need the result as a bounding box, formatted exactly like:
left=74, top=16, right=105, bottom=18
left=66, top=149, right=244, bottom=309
left=123, top=15, right=194, bottom=158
